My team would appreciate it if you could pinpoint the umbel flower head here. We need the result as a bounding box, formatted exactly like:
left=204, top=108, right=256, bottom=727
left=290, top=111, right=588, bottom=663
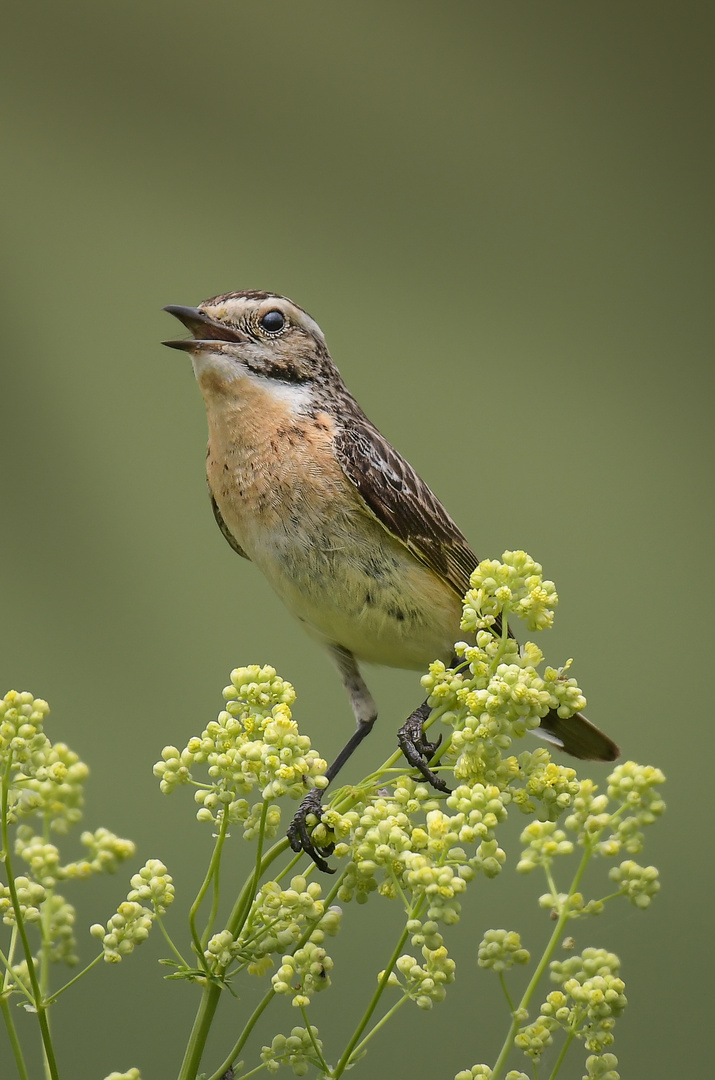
left=90, top=860, right=174, bottom=963
left=417, top=552, right=590, bottom=792
left=462, top=550, right=558, bottom=633
left=1, top=689, right=138, bottom=983
left=154, top=666, right=327, bottom=832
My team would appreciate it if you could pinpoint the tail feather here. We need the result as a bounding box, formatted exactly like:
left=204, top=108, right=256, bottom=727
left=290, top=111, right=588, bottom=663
left=537, top=709, right=620, bottom=762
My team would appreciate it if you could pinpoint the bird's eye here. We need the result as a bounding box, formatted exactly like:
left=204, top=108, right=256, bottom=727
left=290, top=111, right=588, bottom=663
left=260, top=310, right=285, bottom=333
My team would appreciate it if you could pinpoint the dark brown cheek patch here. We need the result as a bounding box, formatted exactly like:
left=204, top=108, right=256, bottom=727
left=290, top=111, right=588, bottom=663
left=246, top=355, right=312, bottom=384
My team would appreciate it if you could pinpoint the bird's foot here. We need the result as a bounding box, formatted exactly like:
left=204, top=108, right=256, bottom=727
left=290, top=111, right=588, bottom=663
left=287, top=788, right=336, bottom=874
left=397, top=701, right=451, bottom=793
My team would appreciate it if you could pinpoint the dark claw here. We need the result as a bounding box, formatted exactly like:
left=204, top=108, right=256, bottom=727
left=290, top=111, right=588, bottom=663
left=419, top=730, right=442, bottom=759
left=397, top=701, right=451, bottom=793
left=287, top=788, right=337, bottom=874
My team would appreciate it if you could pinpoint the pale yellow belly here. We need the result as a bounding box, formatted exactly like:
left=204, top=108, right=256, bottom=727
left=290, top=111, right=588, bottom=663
left=202, top=383, right=462, bottom=669
left=257, top=517, right=461, bottom=669
left=225, top=488, right=460, bottom=668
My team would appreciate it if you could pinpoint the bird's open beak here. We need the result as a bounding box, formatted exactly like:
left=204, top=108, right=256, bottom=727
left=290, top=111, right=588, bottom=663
left=162, top=305, right=248, bottom=351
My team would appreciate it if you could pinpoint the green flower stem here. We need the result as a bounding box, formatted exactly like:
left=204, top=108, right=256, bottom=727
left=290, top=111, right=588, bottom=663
left=596, top=891, right=622, bottom=905
left=2, top=924, right=19, bottom=986
left=272, top=849, right=303, bottom=885
left=340, top=892, right=427, bottom=1068
left=544, top=866, right=559, bottom=902
left=223, top=802, right=272, bottom=958
left=332, top=921, right=412, bottom=1080
left=40, top=810, right=53, bottom=1001
left=224, top=802, right=274, bottom=941
left=489, top=845, right=593, bottom=1080
left=206, top=987, right=276, bottom=1080
left=386, top=863, right=410, bottom=910
left=1, top=992, right=30, bottom=1080
left=300, top=1002, right=330, bottom=1074
left=233, top=1063, right=270, bottom=1080
left=0, top=941, right=35, bottom=1004
left=1, top=762, right=60, bottom=1080
left=204, top=825, right=230, bottom=952
left=176, top=977, right=224, bottom=1080
left=546, top=1026, right=577, bottom=1080
left=349, top=991, right=409, bottom=1061
left=209, top=866, right=349, bottom=1080
left=46, top=953, right=103, bottom=1003
left=248, top=803, right=269, bottom=917
left=153, top=913, right=190, bottom=970
left=178, top=830, right=291, bottom=1080
left=498, top=971, right=515, bottom=1013
left=189, top=806, right=232, bottom=966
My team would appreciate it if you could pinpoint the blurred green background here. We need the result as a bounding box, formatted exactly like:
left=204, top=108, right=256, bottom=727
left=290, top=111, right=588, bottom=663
left=2, top=2, right=712, bottom=1077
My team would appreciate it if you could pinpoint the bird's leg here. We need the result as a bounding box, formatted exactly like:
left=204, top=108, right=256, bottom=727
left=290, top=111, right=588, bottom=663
left=287, top=646, right=377, bottom=872
left=397, top=700, right=450, bottom=793
left=396, top=651, right=464, bottom=793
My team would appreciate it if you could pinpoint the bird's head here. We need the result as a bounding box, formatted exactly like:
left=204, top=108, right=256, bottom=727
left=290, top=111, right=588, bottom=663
left=163, top=291, right=334, bottom=393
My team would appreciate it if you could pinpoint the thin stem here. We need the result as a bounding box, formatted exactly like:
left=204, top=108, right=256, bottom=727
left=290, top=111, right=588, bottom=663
left=225, top=830, right=288, bottom=940
left=154, top=913, right=191, bottom=969
left=1, top=992, right=31, bottom=1080
left=178, top=830, right=291, bottom=1080
left=206, top=988, right=276, bottom=1080
left=189, top=808, right=232, bottom=966
left=249, top=803, right=269, bottom=916
left=2, top=924, right=19, bottom=989
left=299, top=1003, right=330, bottom=1074
left=272, top=849, right=303, bottom=885
left=544, top=866, right=559, bottom=904
left=0, top=943, right=35, bottom=1004
left=332, top=922, right=411, bottom=1079
left=39, top=820, right=55, bottom=1080
left=498, top=971, right=515, bottom=1012
left=46, top=954, right=103, bottom=1003
left=489, top=845, right=593, bottom=1080
left=386, top=864, right=410, bottom=910
left=349, top=992, right=410, bottom=1060
left=233, top=1063, right=270, bottom=1080
left=1, top=762, right=60, bottom=1080
left=228, top=803, right=271, bottom=949
left=209, top=867, right=350, bottom=1080
left=204, top=859, right=225, bottom=952
left=546, top=1027, right=577, bottom=1080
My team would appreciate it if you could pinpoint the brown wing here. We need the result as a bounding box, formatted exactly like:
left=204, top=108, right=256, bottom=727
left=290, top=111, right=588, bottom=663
left=208, top=484, right=250, bottom=560
left=333, top=410, right=477, bottom=598
left=333, top=402, right=619, bottom=762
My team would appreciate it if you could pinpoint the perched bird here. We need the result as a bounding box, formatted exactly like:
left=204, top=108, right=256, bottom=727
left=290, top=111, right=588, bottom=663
left=163, top=291, right=619, bottom=870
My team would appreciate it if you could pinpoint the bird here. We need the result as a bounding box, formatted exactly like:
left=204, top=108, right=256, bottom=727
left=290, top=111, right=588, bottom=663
left=163, top=291, right=619, bottom=870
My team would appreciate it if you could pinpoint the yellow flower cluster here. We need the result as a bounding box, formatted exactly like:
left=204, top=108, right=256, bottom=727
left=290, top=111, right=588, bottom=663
left=90, top=860, right=174, bottom=963
left=154, top=666, right=327, bottom=829
left=261, top=1027, right=324, bottom=1076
